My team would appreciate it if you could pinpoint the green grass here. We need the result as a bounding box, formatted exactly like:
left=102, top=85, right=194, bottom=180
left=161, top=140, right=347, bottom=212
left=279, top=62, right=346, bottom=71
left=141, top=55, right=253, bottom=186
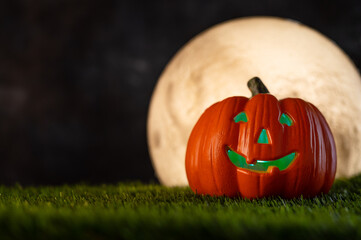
left=0, top=176, right=361, bottom=240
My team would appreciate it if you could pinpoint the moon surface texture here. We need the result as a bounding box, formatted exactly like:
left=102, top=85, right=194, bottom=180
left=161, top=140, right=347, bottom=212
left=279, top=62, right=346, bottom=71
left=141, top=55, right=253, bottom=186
left=147, top=17, right=361, bottom=186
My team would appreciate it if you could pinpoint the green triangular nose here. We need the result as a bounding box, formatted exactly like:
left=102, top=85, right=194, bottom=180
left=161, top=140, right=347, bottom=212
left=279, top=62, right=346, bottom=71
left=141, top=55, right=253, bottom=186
left=257, top=129, right=270, bottom=144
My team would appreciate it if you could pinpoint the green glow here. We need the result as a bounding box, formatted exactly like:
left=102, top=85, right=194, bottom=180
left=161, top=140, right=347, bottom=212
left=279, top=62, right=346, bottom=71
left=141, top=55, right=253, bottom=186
left=280, top=113, right=293, bottom=126
left=257, top=129, right=269, bottom=144
left=234, top=112, right=248, bottom=123
left=226, top=146, right=296, bottom=172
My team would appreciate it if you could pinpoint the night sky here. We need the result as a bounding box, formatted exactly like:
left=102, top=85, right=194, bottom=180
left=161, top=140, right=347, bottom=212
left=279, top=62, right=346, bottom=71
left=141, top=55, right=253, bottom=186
left=0, top=0, right=360, bottom=185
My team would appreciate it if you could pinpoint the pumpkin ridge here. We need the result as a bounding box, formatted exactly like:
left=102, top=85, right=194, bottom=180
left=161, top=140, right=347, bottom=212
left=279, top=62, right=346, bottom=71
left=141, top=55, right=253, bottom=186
left=294, top=99, right=308, bottom=195
left=192, top=103, right=216, bottom=193
left=310, top=103, right=336, bottom=194
left=313, top=104, right=336, bottom=193
left=308, top=101, right=328, bottom=196
left=211, top=99, right=230, bottom=195
left=206, top=102, right=222, bottom=194
left=309, top=101, right=326, bottom=195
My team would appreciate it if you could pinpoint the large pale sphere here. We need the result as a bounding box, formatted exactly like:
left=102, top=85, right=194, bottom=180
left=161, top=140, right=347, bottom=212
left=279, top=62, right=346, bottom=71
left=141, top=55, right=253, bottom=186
left=148, top=17, right=361, bottom=186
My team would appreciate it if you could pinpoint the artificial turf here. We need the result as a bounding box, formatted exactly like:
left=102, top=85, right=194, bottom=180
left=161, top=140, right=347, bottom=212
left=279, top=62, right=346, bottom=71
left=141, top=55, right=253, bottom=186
left=0, top=176, right=360, bottom=240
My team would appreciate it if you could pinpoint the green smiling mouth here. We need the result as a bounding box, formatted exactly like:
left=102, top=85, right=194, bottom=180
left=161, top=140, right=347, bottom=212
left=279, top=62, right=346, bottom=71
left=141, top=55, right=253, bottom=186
left=226, top=146, right=297, bottom=172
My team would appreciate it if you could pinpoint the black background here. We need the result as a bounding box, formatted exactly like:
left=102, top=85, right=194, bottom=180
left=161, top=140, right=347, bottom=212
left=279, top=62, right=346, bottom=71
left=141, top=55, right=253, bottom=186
left=0, top=0, right=360, bottom=185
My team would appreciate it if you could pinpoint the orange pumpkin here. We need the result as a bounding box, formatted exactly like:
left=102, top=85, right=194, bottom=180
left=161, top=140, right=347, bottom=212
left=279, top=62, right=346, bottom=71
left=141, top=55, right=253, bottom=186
left=185, top=77, right=336, bottom=199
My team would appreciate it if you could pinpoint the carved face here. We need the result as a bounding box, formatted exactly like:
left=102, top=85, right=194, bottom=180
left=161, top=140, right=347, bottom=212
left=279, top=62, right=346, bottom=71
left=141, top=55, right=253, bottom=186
left=185, top=94, right=336, bottom=199
left=227, top=96, right=296, bottom=173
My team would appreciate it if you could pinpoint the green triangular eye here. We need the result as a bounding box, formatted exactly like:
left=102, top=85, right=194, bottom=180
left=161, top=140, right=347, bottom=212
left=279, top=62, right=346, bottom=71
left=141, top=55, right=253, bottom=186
left=234, top=112, right=248, bottom=123
left=280, top=113, right=293, bottom=126
left=257, top=129, right=270, bottom=144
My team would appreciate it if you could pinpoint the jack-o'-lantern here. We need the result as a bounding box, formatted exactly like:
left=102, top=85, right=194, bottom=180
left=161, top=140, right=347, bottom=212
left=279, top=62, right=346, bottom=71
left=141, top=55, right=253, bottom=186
left=185, top=77, right=336, bottom=199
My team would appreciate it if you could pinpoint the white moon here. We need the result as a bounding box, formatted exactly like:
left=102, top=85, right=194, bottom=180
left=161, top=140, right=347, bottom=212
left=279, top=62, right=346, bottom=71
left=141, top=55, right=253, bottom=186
left=147, top=17, right=361, bottom=186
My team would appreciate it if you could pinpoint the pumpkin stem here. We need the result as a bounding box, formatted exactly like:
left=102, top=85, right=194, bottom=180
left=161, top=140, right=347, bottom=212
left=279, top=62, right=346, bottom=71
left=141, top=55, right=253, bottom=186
left=247, top=77, right=270, bottom=96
